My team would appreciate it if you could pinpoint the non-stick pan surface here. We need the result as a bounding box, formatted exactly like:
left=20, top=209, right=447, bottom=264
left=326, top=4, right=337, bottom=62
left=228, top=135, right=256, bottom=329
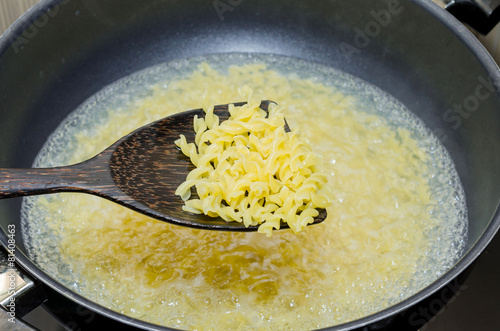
left=0, top=0, right=499, bottom=330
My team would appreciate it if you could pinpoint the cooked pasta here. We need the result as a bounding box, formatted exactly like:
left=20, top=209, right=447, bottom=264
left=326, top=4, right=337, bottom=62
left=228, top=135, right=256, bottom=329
left=22, top=54, right=467, bottom=330
left=175, top=87, right=331, bottom=235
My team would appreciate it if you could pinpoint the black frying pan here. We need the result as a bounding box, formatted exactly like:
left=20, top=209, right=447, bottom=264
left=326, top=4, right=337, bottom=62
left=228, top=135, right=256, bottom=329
left=0, top=0, right=499, bottom=330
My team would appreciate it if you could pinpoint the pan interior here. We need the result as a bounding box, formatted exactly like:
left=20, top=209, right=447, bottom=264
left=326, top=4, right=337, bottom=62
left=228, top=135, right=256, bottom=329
left=20, top=53, right=467, bottom=329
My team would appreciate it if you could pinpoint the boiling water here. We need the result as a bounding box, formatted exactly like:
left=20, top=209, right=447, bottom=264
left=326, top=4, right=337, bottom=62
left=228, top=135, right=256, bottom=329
left=21, top=54, right=467, bottom=330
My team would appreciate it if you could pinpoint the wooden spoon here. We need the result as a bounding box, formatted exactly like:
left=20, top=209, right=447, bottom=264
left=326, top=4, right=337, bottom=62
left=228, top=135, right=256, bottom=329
left=0, top=101, right=327, bottom=231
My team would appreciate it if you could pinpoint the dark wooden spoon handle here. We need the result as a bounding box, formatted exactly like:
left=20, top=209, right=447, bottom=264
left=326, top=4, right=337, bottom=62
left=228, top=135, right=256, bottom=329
left=0, top=156, right=114, bottom=199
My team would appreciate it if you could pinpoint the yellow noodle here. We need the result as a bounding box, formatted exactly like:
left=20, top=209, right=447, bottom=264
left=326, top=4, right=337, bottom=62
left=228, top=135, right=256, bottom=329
left=175, top=91, right=331, bottom=236
left=22, top=58, right=466, bottom=330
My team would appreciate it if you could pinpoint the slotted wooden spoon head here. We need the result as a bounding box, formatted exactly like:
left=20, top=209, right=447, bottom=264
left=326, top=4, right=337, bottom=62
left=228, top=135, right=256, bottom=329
left=108, top=100, right=327, bottom=230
